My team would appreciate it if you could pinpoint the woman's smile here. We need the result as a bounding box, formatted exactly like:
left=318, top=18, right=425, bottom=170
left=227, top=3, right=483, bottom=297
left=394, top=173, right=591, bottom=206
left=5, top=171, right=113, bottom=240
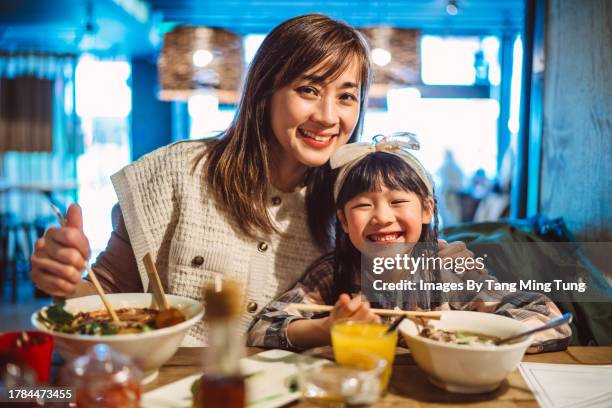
left=297, top=127, right=338, bottom=148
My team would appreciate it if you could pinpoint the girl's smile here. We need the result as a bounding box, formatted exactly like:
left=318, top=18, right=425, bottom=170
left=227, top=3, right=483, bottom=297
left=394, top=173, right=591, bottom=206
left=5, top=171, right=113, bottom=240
left=366, top=231, right=405, bottom=243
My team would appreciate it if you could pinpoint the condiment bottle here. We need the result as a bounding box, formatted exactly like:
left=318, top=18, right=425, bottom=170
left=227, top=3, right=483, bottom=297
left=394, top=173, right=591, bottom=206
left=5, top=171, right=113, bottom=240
left=195, top=280, right=245, bottom=408
left=61, top=344, right=142, bottom=408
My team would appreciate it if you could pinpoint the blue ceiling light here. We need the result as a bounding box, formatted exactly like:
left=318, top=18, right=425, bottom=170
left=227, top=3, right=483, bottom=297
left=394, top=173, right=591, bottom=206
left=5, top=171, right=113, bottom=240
left=446, top=0, right=459, bottom=16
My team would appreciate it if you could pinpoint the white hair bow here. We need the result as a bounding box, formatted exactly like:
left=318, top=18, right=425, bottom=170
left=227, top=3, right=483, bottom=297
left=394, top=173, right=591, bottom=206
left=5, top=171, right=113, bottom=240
left=330, top=132, right=433, bottom=200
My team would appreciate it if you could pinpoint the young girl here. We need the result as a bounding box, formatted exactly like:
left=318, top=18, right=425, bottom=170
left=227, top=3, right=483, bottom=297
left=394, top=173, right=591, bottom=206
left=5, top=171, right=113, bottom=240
left=247, top=134, right=571, bottom=353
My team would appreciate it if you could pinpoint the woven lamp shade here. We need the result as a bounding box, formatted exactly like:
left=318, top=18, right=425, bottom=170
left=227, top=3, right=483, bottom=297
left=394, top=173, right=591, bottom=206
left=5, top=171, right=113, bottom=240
left=158, top=26, right=244, bottom=104
left=359, top=27, right=421, bottom=98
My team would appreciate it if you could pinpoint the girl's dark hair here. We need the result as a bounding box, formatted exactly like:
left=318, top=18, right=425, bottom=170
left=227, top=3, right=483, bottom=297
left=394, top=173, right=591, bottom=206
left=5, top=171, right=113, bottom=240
left=193, top=14, right=372, bottom=243
left=332, top=152, right=439, bottom=296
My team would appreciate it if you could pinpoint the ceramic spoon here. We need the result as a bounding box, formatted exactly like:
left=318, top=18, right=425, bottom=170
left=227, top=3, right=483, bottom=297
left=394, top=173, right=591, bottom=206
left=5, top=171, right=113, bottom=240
left=495, top=313, right=573, bottom=345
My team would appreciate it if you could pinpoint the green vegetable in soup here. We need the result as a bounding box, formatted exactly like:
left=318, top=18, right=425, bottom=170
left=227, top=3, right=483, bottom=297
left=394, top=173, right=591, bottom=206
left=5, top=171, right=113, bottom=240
left=38, top=300, right=74, bottom=330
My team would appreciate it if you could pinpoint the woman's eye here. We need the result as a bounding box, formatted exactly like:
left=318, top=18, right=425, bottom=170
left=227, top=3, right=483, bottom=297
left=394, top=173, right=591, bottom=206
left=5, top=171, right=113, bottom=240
left=297, top=86, right=318, bottom=96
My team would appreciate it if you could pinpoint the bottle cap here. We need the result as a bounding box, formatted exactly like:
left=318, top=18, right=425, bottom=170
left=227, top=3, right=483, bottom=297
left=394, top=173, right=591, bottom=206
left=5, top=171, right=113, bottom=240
left=204, top=279, right=243, bottom=319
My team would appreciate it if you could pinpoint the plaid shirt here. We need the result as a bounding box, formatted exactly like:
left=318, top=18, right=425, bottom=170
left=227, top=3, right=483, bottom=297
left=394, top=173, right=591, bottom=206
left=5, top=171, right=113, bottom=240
left=247, top=253, right=572, bottom=354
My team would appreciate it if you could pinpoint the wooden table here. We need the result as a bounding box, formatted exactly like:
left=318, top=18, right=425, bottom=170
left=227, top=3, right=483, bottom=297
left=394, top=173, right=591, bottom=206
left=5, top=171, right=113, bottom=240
left=144, top=347, right=612, bottom=407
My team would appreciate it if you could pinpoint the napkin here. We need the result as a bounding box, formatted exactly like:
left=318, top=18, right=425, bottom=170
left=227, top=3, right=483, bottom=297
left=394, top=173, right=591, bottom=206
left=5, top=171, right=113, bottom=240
left=519, top=362, right=612, bottom=408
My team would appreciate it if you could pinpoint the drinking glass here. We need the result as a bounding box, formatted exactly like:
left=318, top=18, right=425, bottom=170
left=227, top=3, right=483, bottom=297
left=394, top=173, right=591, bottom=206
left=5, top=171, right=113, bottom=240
left=331, top=321, right=398, bottom=391
left=297, top=346, right=386, bottom=407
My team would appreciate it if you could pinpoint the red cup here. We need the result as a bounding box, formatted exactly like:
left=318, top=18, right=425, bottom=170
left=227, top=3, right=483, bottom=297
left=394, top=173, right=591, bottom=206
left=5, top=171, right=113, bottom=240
left=0, top=331, right=54, bottom=383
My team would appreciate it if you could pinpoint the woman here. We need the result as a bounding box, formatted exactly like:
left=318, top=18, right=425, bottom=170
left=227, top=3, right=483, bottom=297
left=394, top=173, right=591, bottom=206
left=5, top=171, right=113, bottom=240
left=30, top=14, right=472, bottom=345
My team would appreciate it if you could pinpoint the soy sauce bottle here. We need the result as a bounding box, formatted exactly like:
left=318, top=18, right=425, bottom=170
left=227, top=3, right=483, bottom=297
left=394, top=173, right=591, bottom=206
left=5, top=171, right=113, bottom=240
left=196, top=280, right=245, bottom=408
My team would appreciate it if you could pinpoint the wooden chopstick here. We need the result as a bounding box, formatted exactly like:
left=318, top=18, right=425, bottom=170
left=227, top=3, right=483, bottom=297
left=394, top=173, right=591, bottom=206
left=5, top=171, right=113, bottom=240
left=50, top=204, right=120, bottom=323
left=143, top=253, right=170, bottom=311
left=287, top=303, right=441, bottom=320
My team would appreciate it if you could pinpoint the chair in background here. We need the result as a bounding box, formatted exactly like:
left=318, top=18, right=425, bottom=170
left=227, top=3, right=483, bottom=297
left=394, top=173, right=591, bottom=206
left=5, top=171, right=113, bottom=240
left=0, top=213, right=54, bottom=303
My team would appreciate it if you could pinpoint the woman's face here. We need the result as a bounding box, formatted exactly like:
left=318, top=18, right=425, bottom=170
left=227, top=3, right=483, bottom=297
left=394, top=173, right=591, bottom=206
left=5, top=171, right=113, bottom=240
left=269, top=59, right=361, bottom=169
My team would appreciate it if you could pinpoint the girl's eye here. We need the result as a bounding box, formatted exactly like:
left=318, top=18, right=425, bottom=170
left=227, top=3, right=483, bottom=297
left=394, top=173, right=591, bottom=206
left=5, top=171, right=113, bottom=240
left=352, top=203, right=371, bottom=209
left=339, top=93, right=358, bottom=103
left=391, top=200, right=410, bottom=205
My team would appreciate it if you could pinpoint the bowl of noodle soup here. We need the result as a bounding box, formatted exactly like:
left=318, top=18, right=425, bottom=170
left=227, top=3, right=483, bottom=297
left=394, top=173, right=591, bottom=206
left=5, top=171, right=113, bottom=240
left=31, top=293, right=204, bottom=383
left=399, top=311, right=532, bottom=394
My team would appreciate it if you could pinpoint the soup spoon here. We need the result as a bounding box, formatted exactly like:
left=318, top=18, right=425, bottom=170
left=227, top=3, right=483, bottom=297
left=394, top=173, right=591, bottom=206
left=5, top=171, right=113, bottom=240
left=495, top=312, right=573, bottom=345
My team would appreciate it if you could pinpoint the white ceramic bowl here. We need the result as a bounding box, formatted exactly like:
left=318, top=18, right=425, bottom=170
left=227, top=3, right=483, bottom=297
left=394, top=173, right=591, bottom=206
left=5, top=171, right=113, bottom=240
left=31, top=293, right=204, bottom=383
left=399, top=311, right=532, bottom=394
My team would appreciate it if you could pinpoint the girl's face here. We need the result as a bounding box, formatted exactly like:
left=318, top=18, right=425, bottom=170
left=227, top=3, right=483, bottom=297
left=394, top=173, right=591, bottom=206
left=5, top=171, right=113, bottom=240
left=269, top=58, right=361, bottom=169
left=337, top=185, right=433, bottom=253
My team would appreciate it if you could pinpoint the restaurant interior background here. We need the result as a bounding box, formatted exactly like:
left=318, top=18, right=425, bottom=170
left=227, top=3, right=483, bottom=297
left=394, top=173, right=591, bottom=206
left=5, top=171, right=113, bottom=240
left=0, top=0, right=610, bottom=334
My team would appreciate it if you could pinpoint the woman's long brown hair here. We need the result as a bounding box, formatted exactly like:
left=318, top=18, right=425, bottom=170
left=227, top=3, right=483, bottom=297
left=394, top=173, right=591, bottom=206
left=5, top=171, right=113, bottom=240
left=193, top=14, right=372, bottom=249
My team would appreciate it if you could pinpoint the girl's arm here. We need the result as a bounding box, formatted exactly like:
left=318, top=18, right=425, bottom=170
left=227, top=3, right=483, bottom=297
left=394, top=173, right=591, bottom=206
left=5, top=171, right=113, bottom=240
left=287, top=294, right=381, bottom=349
left=246, top=254, right=337, bottom=350
left=285, top=318, right=331, bottom=349
left=246, top=254, right=380, bottom=350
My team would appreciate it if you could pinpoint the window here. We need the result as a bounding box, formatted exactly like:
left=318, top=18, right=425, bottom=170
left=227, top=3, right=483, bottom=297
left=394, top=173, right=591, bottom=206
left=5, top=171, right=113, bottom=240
left=188, top=94, right=234, bottom=139
left=75, top=56, right=131, bottom=261
left=421, top=35, right=501, bottom=86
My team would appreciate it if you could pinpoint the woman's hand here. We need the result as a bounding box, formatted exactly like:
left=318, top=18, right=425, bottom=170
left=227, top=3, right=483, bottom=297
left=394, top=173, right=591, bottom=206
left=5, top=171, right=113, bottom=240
left=30, top=204, right=90, bottom=297
left=324, top=294, right=381, bottom=330
left=437, top=239, right=488, bottom=276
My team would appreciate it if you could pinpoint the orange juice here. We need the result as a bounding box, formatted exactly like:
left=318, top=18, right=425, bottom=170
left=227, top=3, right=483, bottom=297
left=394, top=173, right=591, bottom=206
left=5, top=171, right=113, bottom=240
left=331, top=322, right=397, bottom=390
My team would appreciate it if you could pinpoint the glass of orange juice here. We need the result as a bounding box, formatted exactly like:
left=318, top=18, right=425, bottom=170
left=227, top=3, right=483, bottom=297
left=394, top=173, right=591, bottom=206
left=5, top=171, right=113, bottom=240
left=330, top=321, right=398, bottom=391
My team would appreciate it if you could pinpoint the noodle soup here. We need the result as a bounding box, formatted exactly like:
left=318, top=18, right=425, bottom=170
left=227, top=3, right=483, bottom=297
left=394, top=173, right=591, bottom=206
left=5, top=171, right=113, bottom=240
left=419, top=327, right=500, bottom=347
left=37, top=301, right=186, bottom=335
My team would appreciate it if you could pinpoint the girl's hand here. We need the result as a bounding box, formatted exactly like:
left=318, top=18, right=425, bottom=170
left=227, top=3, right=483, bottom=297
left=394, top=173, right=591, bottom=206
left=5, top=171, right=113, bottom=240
left=286, top=296, right=381, bottom=349
left=30, top=204, right=90, bottom=297
left=324, top=294, right=381, bottom=330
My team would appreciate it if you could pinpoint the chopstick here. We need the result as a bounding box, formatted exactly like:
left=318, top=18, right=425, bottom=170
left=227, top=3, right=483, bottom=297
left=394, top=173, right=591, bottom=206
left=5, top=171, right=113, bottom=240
left=287, top=303, right=441, bottom=320
left=50, top=204, right=120, bottom=324
left=143, top=253, right=170, bottom=311
left=385, top=315, right=406, bottom=334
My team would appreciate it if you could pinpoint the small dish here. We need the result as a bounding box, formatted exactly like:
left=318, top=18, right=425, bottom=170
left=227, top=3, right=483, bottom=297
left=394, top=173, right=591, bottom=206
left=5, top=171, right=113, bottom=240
left=297, top=346, right=387, bottom=406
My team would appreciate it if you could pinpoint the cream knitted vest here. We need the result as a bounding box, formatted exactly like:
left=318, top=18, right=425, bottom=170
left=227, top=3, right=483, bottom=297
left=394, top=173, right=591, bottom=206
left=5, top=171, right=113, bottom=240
left=111, top=141, right=323, bottom=345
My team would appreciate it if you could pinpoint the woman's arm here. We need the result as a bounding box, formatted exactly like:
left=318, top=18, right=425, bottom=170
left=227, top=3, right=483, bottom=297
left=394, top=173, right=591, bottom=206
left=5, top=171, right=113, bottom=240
left=438, top=239, right=488, bottom=275
left=450, top=270, right=571, bottom=353
left=487, top=291, right=570, bottom=353
left=87, top=204, right=142, bottom=294
left=47, top=204, right=142, bottom=299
